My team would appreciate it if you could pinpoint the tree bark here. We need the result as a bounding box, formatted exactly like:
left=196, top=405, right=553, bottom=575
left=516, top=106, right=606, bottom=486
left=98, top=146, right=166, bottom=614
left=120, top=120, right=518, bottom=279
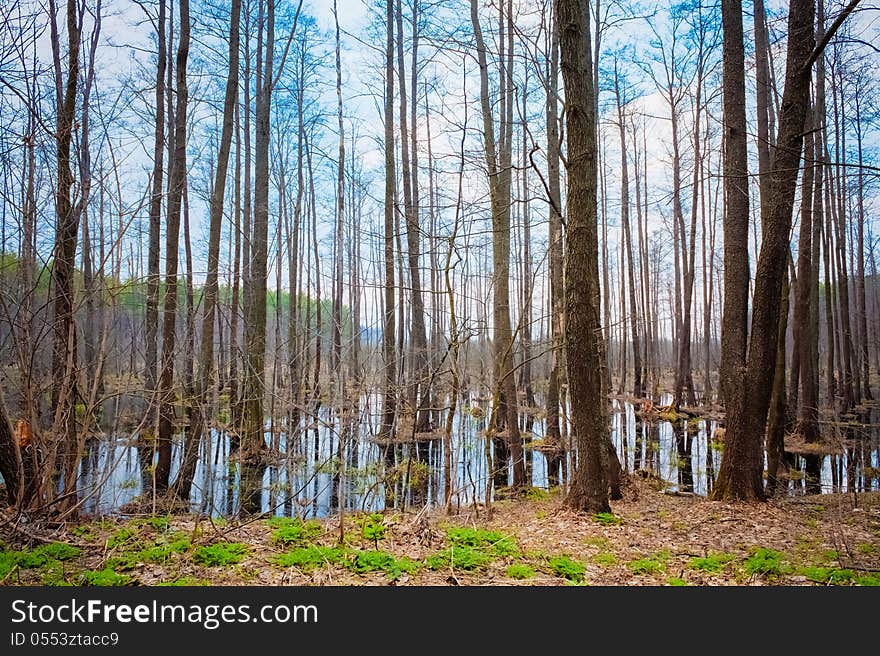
left=156, top=0, right=190, bottom=493
left=714, top=0, right=815, bottom=501
left=558, top=0, right=611, bottom=514
left=719, top=0, right=750, bottom=408
left=173, top=0, right=240, bottom=500
left=381, top=0, right=397, bottom=446
left=49, top=0, right=82, bottom=510
left=470, top=0, right=525, bottom=490
left=544, top=10, right=565, bottom=485
left=613, top=62, right=642, bottom=399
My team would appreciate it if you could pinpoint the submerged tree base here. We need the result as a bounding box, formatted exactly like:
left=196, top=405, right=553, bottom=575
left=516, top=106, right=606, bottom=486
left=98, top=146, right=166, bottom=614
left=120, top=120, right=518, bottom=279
left=3, top=479, right=877, bottom=586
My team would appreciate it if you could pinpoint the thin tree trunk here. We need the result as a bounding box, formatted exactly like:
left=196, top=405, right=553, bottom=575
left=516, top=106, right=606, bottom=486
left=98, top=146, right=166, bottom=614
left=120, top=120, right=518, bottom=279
left=470, top=0, right=525, bottom=490
left=613, top=62, right=642, bottom=399
left=544, top=9, right=565, bottom=485
left=156, top=0, right=191, bottom=494
left=173, top=0, right=240, bottom=499
left=381, top=0, right=397, bottom=445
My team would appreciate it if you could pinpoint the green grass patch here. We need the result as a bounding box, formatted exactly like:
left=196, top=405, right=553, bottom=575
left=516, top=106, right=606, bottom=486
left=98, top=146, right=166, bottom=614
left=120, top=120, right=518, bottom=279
left=583, top=536, right=610, bottom=549
left=590, top=552, right=618, bottom=567
left=742, top=547, right=792, bottom=578
left=106, top=527, right=140, bottom=550
left=857, top=573, right=880, bottom=586
left=137, top=533, right=192, bottom=564
left=628, top=550, right=670, bottom=576
left=157, top=576, right=210, bottom=586
left=592, top=512, right=623, bottom=526
left=139, top=516, right=171, bottom=532
left=548, top=556, right=586, bottom=582
left=426, top=545, right=491, bottom=571
left=348, top=550, right=420, bottom=580
left=359, top=514, right=387, bottom=545
left=799, top=566, right=857, bottom=585
left=193, top=542, right=248, bottom=567
left=445, top=527, right=518, bottom=557
left=688, top=552, right=735, bottom=573
left=40, top=562, right=72, bottom=586
left=523, top=487, right=550, bottom=501
left=1, top=543, right=83, bottom=579
left=666, top=576, right=688, bottom=586
left=79, top=568, right=132, bottom=586
left=268, top=517, right=323, bottom=546
left=857, top=542, right=875, bottom=555
left=274, top=545, right=346, bottom=571
left=506, top=563, right=536, bottom=580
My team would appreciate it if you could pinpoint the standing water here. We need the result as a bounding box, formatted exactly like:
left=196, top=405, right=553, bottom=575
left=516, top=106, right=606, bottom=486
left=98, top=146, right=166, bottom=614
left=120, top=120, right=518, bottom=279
left=76, top=397, right=880, bottom=517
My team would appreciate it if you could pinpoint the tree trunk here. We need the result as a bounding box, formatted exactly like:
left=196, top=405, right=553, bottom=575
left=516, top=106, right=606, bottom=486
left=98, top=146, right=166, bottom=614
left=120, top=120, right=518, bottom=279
left=173, top=0, right=240, bottom=500
left=142, top=0, right=166, bottom=482
left=558, top=0, right=611, bottom=514
left=719, top=0, right=750, bottom=408
left=470, top=0, right=525, bottom=490
left=242, top=0, right=276, bottom=460
left=381, top=0, right=397, bottom=446
left=49, top=0, right=82, bottom=510
left=544, top=11, right=565, bottom=485
left=714, top=0, right=815, bottom=502
left=613, top=62, right=642, bottom=399
left=156, top=0, right=190, bottom=493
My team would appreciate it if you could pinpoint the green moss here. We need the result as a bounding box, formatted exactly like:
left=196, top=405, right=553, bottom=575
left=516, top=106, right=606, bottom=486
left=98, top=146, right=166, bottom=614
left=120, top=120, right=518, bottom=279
left=592, top=512, right=623, bottom=526
left=799, top=566, right=857, bottom=585
left=583, top=536, right=610, bottom=549
left=548, top=556, right=586, bottom=582
left=193, top=542, right=248, bottom=567
left=157, top=577, right=210, bottom=586
left=107, top=527, right=140, bottom=550
left=137, top=534, right=191, bottom=564
left=856, top=543, right=876, bottom=555
left=79, top=568, right=132, bottom=586
left=666, top=576, right=687, bottom=586
left=591, top=552, right=618, bottom=567
left=857, top=573, right=880, bottom=586
left=274, top=545, right=346, bottom=571
left=426, top=546, right=491, bottom=571
left=688, top=552, right=735, bottom=573
left=70, top=524, right=97, bottom=541
left=268, top=517, right=323, bottom=546
left=0, top=543, right=82, bottom=578
left=445, top=527, right=518, bottom=557
left=32, top=542, right=82, bottom=563
left=348, top=550, right=420, bottom=580
left=628, top=551, right=670, bottom=576
left=506, top=563, right=536, bottom=580
left=523, top=487, right=550, bottom=501
left=40, top=562, right=72, bottom=586
left=140, top=516, right=171, bottom=531
left=360, top=514, right=387, bottom=545
left=743, top=547, right=792, bottom=578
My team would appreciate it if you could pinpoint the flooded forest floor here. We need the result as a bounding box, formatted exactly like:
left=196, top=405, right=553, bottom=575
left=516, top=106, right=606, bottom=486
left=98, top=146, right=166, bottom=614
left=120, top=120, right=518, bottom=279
left=2, top=479, right=879, bottom=586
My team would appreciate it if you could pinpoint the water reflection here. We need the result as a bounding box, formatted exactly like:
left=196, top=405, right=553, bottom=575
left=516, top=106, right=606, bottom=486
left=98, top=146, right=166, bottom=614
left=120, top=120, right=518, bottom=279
left=75, top=398, right=880, bottom=517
